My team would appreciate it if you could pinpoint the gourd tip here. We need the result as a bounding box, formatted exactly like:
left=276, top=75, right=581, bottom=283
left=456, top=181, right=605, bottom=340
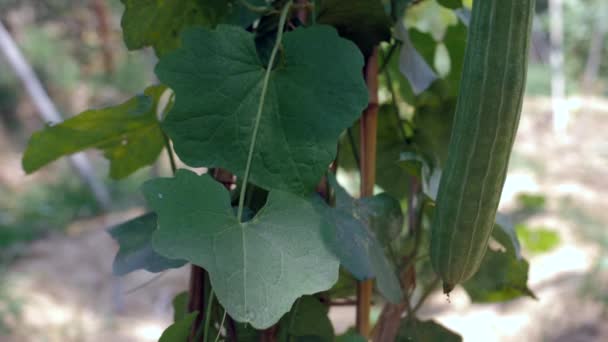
left=443, top=282, right=454, bottom=295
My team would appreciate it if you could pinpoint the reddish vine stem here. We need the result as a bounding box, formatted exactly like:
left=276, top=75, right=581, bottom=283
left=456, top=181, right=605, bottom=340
left=188, top=168, right=235, bottom=341
left=356, top=47, right=379, bottom=338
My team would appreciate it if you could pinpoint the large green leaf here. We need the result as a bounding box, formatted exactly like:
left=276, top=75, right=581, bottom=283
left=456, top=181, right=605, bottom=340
left=158, top=311, right=198, bottom=342
left=143, top=169, right=339, bottom=329
left=278, top=296, right=334, bottom=341
left=22, top=85, right=166, bottom=179
left=108, top=213, right=186, bottom=276
left=397, top=318, right=462, bottom=342
left=120, top=0, right=264, bottom=56
left=317, top=0, right=392, bottom=56
left=316, top=175, right=403, bottom=303
left=156, top=25, right=368, bottom=195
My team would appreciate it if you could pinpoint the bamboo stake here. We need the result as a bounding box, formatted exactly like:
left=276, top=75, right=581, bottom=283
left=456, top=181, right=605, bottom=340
left=356, top=47, right=379, bottom=338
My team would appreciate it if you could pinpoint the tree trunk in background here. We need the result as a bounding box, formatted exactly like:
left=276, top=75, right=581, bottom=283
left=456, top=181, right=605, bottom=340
left=0, top=20, right=111, bottom=210
left=581, top=1, right=607, bottom=94
left=549, top=0, right=569, bottom=135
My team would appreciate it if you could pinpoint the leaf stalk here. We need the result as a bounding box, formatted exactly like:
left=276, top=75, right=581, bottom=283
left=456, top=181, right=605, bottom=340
left=236, top=0, right=293, bottom=222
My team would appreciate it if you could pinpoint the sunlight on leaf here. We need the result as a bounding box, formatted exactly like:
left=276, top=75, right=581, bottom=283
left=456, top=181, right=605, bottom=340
left=22, top=85, right=166, bottom=179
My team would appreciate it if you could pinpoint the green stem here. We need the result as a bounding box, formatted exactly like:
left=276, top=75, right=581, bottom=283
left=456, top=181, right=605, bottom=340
left=214, top=310, right=227, bottom=342
left=162, top=133, right=177, bottom=175
left=379, top=49, right=414, bottom=141
left=236, top=0, right=293, bottom=222
left=201, top=288, right=215, bottom=342
left=378, top=42, right=399, bottom=73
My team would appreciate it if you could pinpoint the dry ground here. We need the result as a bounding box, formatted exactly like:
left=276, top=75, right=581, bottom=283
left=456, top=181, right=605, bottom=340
left=1, top=96, right=607, bottom=341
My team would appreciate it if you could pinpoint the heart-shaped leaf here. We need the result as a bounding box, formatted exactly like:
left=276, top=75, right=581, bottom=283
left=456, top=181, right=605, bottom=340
left=143, top=169, right=339, bottom=328
left=156, top=25, right=368, bottom=195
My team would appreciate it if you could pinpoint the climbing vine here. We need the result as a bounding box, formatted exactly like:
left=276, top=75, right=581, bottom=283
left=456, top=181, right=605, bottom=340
left=22, top=0, right=537, bottom=341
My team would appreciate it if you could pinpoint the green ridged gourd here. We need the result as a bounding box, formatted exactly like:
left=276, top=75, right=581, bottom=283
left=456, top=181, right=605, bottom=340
left=430, top=0, right=535, bottom=294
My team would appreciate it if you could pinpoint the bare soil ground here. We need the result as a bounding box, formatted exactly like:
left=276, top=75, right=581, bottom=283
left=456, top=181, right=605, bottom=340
left=1, top=96, right=607, bottom=341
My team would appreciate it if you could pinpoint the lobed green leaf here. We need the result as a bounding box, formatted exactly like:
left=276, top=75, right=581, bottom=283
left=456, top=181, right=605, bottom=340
left=143, top=169, right=339, bottom=328
left=156, top=25, right=368, bottom=195
left=22, top=85, right=166, bottom=179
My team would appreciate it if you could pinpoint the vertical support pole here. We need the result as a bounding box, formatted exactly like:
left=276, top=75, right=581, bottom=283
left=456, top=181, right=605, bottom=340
left=357, top=47, right=379, bottom=338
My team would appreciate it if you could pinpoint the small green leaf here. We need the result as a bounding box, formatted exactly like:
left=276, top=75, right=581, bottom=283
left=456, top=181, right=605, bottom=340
left=23, top=85, right=166, bottom=179
left=397, top=318, right=462, bottom=342
left=157, top=25, right=367, bottom=195
left=120, top=0, right=262, bottom=56
left=464, top=249, right=537, bottom=303
left=317, top=0, right=392, bottom=56
left=437, top=0, right=463, bottom=10
left=109, top=213, right=187, bottom=276
left=515, top=224, right=560, bottom=254
left=143, top=169, right=339, bottom=329
left=158, top=311, right=198, bottom=342
left=279, top=296, right=334, bottom=341
left=442, top=21, right=467, bottom=95
left=172, top=292, right=189, bottom=322
left=516, top=193, right=547, bottom=212
left=317, top=175, right=403, bottom=303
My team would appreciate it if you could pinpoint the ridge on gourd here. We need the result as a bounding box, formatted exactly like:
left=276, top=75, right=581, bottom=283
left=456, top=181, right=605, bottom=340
left=430, top=0, right=535, bottom=294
